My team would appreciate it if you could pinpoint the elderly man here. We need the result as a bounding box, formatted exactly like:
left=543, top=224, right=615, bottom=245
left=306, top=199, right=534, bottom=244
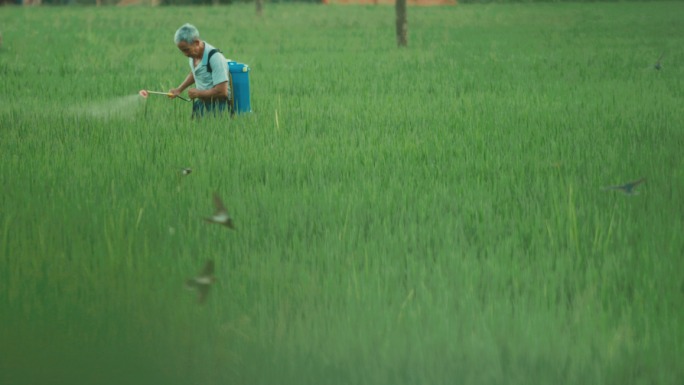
left=169, top=24, right=232, bottom=119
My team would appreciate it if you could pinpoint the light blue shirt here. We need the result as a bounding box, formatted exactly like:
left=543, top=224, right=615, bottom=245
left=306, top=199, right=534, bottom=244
left=190, top=42, right=230, bottom=99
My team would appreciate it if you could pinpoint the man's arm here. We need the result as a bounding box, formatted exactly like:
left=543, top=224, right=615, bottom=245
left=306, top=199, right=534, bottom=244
left=187, top=81, right=228, bottom=100
left=187, top=53, right=231, bottom=100
left=169, top=72, right=195, bottom=99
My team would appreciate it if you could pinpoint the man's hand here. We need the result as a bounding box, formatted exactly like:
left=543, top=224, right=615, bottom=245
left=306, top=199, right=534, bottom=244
left=168, top=88, right=182, bottom=100
left=187, top=88, right=200, bottom=99
left=172, top=73, right=195, bottom=99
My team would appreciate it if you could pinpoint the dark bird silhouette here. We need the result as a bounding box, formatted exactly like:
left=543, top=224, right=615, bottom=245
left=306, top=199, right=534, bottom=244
left=645, top=52, right=664, bottom=70
left=601, top=178, right=646, bottom=195
left=203, top=192, right=236, bottom=229
left=184, top=259, right=216, bottom=304
left=170, top=164, right=193, bottom=176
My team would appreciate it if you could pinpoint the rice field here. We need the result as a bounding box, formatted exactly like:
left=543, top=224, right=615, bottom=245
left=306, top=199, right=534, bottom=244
left=1, top=2, right=683, bottom=384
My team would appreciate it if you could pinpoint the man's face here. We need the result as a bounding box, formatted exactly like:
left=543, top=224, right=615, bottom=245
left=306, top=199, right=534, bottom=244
left=177, top=39, right=201, bottom=59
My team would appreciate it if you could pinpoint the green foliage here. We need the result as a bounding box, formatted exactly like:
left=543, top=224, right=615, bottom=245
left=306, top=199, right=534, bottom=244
left=458, top=0, right=675, bottom=3
left=159, top=0, right=322, bottom=6
left=1, top=3, right=683, bottom=384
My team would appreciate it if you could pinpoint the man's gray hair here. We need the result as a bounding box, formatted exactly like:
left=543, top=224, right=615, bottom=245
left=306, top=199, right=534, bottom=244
left=174, top=24, right=200, bottom=45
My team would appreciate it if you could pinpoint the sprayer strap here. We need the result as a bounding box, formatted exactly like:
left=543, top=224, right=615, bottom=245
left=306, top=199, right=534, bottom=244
left=206, top=49, right=222, bottom=73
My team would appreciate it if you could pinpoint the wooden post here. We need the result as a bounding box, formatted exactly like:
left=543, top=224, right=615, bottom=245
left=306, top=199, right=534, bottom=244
left=255, top=0, right=262, bottom=16
left=396, top=0, right=407, bottom=47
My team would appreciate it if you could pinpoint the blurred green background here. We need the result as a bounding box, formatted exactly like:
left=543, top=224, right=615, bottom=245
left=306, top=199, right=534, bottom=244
left=1, top=3, right=683, bottom=384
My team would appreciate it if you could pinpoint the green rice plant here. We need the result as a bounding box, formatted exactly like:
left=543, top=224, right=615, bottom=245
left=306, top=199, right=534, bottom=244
left=1, top=2, right=683, bottom=384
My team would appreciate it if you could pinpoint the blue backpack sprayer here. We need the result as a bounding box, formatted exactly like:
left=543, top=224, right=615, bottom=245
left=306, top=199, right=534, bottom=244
left=206, top=49, right=251, bottom=115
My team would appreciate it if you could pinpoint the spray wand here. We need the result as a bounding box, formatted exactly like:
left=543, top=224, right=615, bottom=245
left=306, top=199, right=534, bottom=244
left=139, top=90, right=191, bottom=102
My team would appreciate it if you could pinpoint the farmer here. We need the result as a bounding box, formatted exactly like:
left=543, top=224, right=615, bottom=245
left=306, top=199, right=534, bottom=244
left=169, top=24, right=232, bottom=119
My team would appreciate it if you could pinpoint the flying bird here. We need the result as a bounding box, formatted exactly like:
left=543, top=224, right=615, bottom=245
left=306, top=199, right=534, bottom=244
left=645, top=52, right=664, bottom=70
left=184, top=259, right=216, bottom=305
left=170, top=164, right=194, bottom=176
left=203, top=192, right=236, bottom=229
left=601, top=178, right=646, bottom=195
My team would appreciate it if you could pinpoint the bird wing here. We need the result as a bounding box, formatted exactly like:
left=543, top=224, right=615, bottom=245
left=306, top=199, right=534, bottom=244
left=628, top=178, right=646, bottom=188
left=657, top=52, right=664, bottom=64
left=200, top=259, right=215, bottom=278
left=212, top=192, right=230, bottom=217
left=601, top=185, right=626, bottom=191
